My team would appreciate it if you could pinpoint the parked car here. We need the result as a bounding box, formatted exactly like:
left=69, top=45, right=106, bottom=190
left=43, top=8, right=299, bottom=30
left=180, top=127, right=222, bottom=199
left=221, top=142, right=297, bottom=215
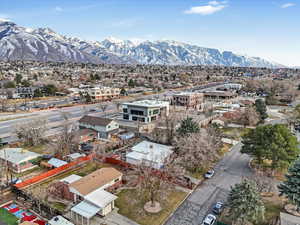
left=89, top=108, right=97, bottom=112
left=204, top=170, right=215, bottom=179
left=212, top=202, right=224, bottom=215
left=202, top=214, right=216, bottom=225
left=80, top=143, right=93, bottom=151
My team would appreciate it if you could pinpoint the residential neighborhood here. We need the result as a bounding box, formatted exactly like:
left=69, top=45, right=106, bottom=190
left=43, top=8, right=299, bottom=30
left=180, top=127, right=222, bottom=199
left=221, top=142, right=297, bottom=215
left=1, top=57, right=300, bottom=225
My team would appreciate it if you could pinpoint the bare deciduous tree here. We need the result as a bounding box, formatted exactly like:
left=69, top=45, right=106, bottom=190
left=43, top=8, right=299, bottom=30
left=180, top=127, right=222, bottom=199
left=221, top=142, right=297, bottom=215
left=174, top=129, right=221, bottom=172
left=132, top=156, right=184, bottom=209
left=51, top=111, right=77, bottom=157
left=97, top=103, right=109, bottom=116
left=15, top=117, right=47, bottom=146
left=239, top=107, right=260, bottom=127
left=0, top=98, right=8, bottom=112
left=151, top=112, right=183, bottom=145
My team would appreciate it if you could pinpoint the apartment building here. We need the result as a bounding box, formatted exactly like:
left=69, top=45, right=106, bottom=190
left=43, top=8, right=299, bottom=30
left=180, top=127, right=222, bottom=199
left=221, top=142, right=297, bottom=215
left=171, top=92, right=204, bottom=109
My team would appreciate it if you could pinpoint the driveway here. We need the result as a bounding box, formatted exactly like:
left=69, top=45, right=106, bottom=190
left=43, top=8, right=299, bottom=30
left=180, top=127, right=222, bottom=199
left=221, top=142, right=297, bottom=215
left=165, top=143, right=252, bottom=225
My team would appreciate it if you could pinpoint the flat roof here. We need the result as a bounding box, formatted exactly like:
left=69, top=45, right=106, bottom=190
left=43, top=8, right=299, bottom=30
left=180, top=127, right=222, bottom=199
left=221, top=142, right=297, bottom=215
left=60, top=174, right=82, bottom=184
left=0, top=148, right=41, bottom=165
left=85, top=189, right=118, bottom=208
left=71, top=201, right=100, bottom=219
left=48, top=158, right=68, bottom=168
left=48, top=216, right=74, bottom=225
left=123, top=100, right=169, bottom=108
left=128, top=141, right=173, bottom=164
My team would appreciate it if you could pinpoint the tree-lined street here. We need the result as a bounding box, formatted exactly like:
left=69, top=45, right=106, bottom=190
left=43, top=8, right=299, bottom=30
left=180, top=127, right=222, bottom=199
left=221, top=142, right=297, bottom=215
left=165, top=142, right=252, bottom=225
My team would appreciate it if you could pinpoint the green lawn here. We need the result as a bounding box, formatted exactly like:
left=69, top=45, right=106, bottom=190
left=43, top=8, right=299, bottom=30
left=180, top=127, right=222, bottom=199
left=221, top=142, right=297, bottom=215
left=0, top=208, right=18, bottom=225
left=52, top=202, right=67, bottom=212
left=116, top=189, right=188, bottom=225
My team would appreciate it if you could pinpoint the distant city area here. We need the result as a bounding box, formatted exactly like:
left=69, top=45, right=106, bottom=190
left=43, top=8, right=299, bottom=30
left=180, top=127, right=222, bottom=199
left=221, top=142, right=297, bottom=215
left=1, top=58, right=300, bottom=225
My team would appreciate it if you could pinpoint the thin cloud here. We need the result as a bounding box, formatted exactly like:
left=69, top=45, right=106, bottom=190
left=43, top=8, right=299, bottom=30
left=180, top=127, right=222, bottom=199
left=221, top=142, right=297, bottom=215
left=54, top=6, right=63, bottom=12
left=184, top=1, right=228, bottom=15
left=281, top=3, right=296, bottom=8
left=0, top=14, right=11, bottom=21
left=111, top=19, right=140, bottom=28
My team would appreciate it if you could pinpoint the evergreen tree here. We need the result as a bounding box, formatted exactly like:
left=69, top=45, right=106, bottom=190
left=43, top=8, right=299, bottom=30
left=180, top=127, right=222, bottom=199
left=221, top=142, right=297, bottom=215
left=128, top=79, right=135, bottom=88
left=228, top=179, right=265, bottom=224
left=120, top=88, right=127, bottom=96
left=278, top=159, right=300, bottom=211
left=34, top=89, right=43, bottom=98
left=15, top=73, right=23, bottom=84
left=255, top=99, right=268, bottom=121
left=177, top=117, right=200, bottom=136
left=241, top=124, right=299, bottom=170
left=4, top=81, right=16, bottom=88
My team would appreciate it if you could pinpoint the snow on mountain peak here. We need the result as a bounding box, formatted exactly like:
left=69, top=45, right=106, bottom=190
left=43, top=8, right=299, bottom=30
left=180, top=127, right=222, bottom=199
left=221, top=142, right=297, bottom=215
left=105, top=36, right=124, bottom=44
left=0, top=21, right=283, bottom=67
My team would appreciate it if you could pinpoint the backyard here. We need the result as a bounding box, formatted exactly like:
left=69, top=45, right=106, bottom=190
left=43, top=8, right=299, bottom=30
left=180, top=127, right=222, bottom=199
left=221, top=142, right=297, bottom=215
left=116, top=188, right=188, bottom=225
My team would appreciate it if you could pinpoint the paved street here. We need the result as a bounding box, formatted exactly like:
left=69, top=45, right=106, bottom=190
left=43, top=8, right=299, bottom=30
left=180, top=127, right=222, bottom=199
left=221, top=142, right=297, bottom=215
left=165, top=143, right=252, bottom=225
left=0, top=84, right=225, bottom=143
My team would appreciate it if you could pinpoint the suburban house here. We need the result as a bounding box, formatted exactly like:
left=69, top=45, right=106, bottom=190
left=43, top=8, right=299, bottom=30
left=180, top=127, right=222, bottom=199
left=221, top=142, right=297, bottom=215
left=171, top=92, right=204, bottom=109
left=78, top=116, right=119, bottom=139
left=126, top=141, right=173, bottom=169
left=122, top=100, right=170, bottom=123
left=68, top=168, right=123, bottom=224
left=0, top=148, right=41, bottom=173
left=74, top=128, right=97, bottom=143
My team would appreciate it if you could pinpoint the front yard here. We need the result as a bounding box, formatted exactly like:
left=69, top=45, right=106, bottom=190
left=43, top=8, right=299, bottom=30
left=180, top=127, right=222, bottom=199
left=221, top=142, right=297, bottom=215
left=219, top=194, right=285, bottom=225
left=116, top=189, right=188, bottom=225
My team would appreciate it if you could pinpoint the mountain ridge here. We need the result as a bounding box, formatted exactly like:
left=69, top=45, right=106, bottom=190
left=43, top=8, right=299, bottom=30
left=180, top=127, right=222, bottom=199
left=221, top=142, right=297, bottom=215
left=0, top=20, right=284, bottom=68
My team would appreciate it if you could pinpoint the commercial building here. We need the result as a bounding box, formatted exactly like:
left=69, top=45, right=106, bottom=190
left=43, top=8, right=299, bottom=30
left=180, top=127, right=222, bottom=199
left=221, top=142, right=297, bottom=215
left=126, top=141, right=173, bottom=169
left=79, top=116, right=119, bottom=139
left=0, top=148, right=41, bottom=173
left=171, top=92, right=204, bottom=109
left=82, top=86, right=120, bottom=102
left=203, top=91, right=237, bottom=100
left=122, top=100, right=170, bottom=123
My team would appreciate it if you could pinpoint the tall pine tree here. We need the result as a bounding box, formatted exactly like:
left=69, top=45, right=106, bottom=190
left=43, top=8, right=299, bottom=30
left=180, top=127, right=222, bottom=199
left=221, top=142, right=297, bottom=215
left=278, top=159, right=300, bottom=211
left=228, top=179, right=265, bottom=224
left=177, top=117, right=200, bottom=136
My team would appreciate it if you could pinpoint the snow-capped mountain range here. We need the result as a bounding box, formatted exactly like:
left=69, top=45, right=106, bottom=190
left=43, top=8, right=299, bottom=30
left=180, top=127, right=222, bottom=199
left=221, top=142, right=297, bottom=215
left=0, top=20, right=283, bottom=67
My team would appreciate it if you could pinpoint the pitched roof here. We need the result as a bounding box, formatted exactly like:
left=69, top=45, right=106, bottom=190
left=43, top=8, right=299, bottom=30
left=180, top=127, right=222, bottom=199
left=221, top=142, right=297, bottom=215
left=69, top=167, right=122, bottom=196
left=79, top=116, right=113, bottom=127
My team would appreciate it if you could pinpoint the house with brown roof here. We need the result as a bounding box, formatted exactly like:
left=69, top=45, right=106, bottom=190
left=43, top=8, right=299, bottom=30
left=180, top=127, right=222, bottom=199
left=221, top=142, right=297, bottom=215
left=78, top=116, right=119, bottom=139
left=69, top=168, right=123, bottom=223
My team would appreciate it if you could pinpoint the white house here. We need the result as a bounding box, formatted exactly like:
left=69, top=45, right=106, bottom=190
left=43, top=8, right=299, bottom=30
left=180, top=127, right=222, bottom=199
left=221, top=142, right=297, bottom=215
left=78, top=116, right=119, bottom=139
left=0, top=148, right=41, bottom=173
left=122, top=100, right=170, bottom=123
left=69, top=168, right=123, bottom=224
left=126, top=141, right=173, bottom=169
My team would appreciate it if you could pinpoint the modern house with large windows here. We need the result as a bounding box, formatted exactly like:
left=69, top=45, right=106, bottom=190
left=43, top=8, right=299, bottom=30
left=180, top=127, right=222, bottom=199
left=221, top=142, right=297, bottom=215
left=122, top=100, right=170, bottom=123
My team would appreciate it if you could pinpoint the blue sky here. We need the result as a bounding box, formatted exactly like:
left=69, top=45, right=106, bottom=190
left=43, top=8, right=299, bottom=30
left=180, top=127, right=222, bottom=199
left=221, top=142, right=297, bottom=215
left=0, top=0, right=299, bottom=66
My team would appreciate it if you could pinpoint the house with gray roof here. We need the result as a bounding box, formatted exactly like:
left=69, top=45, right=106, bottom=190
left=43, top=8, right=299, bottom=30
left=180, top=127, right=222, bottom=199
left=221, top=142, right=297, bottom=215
left=0, top=148, right=41, bottom=173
